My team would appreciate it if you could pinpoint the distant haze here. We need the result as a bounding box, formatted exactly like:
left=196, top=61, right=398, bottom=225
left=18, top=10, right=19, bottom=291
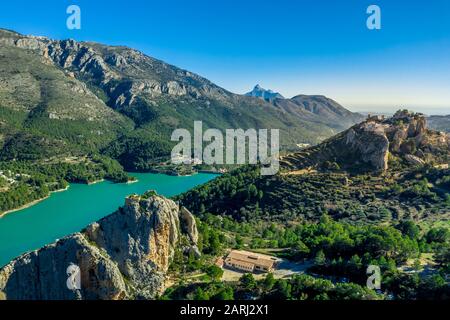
left=346, top=105, right=450, bottom=116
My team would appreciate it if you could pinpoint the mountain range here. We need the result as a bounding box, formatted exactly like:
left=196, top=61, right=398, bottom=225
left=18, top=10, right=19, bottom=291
left=0, top=28, right=364, bottom=170
left=428, top=115, right=450, bottom=133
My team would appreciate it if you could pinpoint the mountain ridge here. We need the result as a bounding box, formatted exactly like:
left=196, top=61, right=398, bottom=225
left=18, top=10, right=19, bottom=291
left=0, top=28, right=363, bottom=169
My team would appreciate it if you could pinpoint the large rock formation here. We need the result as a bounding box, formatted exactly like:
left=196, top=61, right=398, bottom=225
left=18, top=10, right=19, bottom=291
left=281, top=110, right=449, bottom=173
left=344, top=121, right=390, bottom=171
left=179, top=206, right=199, bottom=244
left=0, top=193, right=197, bottom=300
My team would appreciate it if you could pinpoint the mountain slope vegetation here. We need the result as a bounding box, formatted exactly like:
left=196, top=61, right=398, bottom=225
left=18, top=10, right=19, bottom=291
left=173, top=111, right=449, bottom=301
left=0, top=28, right=362, bottom=170
left=178, top=111, right=450, bottom=224
left=0, top=28, right=365, bottom=214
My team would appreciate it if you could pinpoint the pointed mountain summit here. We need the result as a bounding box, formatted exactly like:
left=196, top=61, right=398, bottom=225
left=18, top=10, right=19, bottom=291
left=245, top=84, right=285, bottom=101
left=0, top=28, right=364, bottom=169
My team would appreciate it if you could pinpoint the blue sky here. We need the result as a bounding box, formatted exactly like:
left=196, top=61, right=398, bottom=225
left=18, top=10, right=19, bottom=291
left=1, top=0, right=450, bottom=114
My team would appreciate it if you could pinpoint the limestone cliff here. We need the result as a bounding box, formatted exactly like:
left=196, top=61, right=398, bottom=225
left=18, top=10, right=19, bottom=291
left=179, top=206, right=199, bottom=244
left=0, top=193, right=197, bottom=300
left=0, top=29, right=231, bottom=111
left=281, top=110, right=449, bottom=173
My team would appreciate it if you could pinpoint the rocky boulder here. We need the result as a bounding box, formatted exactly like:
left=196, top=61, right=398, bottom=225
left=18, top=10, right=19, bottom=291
left=179, top=206, right=199, bottom=244
left=404, top=154, right=426, bottom=166
left=344, top=122, right=390, bottom=171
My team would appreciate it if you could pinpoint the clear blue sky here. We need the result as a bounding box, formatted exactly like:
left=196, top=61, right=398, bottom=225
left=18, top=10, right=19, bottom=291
left=1, top=0, right=450, bottom=114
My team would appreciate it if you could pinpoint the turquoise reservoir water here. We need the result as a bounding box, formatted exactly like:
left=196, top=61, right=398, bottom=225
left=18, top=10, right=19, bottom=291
left=0, top=173, right=217, bottom=267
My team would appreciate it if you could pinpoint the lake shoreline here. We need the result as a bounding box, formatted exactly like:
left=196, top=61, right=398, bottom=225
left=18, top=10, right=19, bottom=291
left=0, top=172, right=218, bottom=267
left=86, top=179, right=105, bottom=185
left=0, top=177, right=141, bottom=218
left=0, top=170, right=217, bottom=219
left=0, top=185, right=70, bottom=219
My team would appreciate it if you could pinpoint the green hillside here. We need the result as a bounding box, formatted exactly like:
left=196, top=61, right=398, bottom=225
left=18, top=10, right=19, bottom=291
left=0, top=28, right=363, bottom=170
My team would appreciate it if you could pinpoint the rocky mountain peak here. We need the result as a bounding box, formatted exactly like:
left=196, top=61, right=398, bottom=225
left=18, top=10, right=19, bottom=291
left=281, top=110, right=449, bottom=173
left=0, top=193, right=199, bottom=300
left=0, top=29, right=231, bottom=109
left=0, top=27, right=366, bottom=161
left=245, top=84, right=285, bottom=101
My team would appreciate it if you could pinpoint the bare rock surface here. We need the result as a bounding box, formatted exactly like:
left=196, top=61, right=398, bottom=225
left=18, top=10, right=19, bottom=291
left=0, top=193, right=196, bottom=300
left=281, top=110, right=448, bottom=173
left=179, top=206, right=199, bottom=244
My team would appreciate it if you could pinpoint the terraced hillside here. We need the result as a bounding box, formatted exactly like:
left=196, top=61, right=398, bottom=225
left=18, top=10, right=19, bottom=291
left=178, top=111, right=450, bottom=224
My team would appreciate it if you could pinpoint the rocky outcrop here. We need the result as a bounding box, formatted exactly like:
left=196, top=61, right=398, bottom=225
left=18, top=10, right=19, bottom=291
left=179, top=206, right=199, bottom=244
left=344, top=122, right=390, bottom=171
left=385, top=110, right=428, bottom=153
left=281, top=110, right=448, bottom=173
left=245, top=84, right=285, bottom=101
left=0, top=30, right=230, bottom=108
left=0, top=28, right=364, bottom=149
left=0, top=234, right=126, bottom=300
left=0, top=193, right=198, bottom=300
left=404, top=154, right=426, bottom=166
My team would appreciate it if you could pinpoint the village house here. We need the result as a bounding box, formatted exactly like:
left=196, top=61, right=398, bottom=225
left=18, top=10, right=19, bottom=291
left=224, top=250, right=279, bottom=273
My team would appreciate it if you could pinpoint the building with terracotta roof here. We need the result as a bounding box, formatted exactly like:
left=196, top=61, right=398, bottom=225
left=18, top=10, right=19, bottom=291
left=224, top=250, right=279, bottom=273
